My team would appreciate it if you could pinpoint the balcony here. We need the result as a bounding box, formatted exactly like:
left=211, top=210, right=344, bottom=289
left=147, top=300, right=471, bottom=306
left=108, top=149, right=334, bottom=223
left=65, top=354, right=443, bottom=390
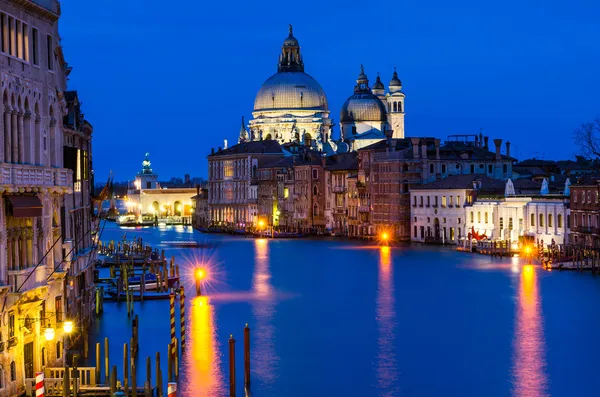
left=0, top=164, right=73, bottom=190
left=7, top=265, right=48, bottom=293
left=332, top=186, right=346, bottom=193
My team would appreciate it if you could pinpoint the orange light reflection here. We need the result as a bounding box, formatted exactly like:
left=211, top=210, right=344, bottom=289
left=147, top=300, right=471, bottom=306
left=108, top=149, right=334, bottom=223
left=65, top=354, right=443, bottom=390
left=512, top=264, right=548, bottom=397
left=376, top=246, right=399, bottom=395
left=251, top=238, right=278, bottom=387
left=180, top=296, right=225, bottom=396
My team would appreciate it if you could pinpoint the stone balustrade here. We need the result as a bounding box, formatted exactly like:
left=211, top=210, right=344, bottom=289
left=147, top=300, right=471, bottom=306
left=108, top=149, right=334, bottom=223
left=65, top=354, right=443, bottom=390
left=0, top=163, right=73, bottom=190
left=7, top=265, right=47, bottom=293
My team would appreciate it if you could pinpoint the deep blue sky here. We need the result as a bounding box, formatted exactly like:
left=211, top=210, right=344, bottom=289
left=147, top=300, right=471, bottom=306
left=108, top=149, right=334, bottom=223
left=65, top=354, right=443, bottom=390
left=60, top=0, right=600, bottom=182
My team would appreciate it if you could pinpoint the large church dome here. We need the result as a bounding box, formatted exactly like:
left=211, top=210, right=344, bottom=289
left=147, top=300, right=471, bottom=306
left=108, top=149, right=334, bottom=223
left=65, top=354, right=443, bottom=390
left=254, top=72, right=328, bottom=112
left=253, top=25, right=328, bottom=113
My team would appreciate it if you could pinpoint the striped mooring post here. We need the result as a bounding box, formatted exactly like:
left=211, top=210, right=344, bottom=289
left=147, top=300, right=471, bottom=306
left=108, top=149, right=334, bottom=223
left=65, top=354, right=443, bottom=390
left=35, top=372, right=44, bottom=397
left=169, top=293, right=176, bottom=358
left=179, top=287, right=185, bottom=353
left=167, top=382, right=177, bottom=397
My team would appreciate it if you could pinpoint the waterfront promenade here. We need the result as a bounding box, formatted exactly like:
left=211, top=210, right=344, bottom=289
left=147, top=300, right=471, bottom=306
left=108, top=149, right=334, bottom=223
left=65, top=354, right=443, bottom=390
left=92, top=222, right=600, bottom=396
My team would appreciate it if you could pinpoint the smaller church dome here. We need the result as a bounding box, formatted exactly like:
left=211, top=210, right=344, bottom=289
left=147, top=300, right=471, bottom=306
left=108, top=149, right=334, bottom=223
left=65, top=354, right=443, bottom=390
left=373, top=73, right=384, bottom=90
left=389, top=69, right=402, bottom=88
left=340, top=93, right=387, bottom=123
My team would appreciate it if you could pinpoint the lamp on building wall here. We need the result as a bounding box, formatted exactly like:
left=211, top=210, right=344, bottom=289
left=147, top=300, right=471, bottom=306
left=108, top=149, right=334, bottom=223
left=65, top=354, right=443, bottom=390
left=44, top=325, right=55, bottom=341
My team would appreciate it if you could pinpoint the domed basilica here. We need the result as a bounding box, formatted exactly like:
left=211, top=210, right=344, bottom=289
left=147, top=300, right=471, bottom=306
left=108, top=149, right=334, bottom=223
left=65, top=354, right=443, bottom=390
left=239, top=26, right=405, bottom=152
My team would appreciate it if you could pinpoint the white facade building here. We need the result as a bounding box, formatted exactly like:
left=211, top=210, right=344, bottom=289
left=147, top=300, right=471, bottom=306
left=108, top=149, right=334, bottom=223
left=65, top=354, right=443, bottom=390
left=466, top=196, right=569, bottom=245
left=411, top=187, right=472, bottom=244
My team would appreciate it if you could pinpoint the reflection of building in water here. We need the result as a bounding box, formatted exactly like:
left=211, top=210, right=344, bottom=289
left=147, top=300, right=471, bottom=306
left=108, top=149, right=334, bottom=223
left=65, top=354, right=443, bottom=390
left=126, top=153, right=196, bottom=219
left=251, top=239, right=279, bottom=386
left=180, top=296, right=225, bottom=396
left=512, top=264, right=547, bottom=397
left=376, top=247, right=399, bottom=396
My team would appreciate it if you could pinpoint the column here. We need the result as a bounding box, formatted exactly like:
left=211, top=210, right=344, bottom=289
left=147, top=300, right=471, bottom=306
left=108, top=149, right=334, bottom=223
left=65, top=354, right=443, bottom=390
left=5, top=108, right=11, bottom=162
left=32, top=225, right=38, bottom=265
left=24, top=111, right=31, bottom=163
left=17, top=111, right=24, bottom=163
left=49, top=118, right=56, bottom=167
left=20, top=232, right=27, bottom=268
left=11, top=110, right=17, bottom=162
left=34, top=115, right=41, bottom=165
left=0, top=99, right=3, bottom=162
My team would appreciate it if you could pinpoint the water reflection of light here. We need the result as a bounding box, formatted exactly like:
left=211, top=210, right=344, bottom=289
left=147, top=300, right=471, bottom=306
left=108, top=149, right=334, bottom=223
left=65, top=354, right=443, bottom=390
left=252, top=238, right=278, bottom=386
left=376, top=246, right=399, bottom=396
left=181, top=296, right=225, bottom=396
left=512, top=264, right=548, bottom=397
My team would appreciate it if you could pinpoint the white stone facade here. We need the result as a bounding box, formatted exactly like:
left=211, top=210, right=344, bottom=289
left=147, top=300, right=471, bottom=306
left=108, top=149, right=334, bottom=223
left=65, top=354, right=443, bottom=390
left=410, top=188, right=471, bottom=244
left=465, top=197, right=569, bottom=245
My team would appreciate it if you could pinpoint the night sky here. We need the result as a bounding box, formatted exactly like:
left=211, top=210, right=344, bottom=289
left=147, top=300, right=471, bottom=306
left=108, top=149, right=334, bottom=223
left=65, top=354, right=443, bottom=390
left=60, top=0, right=600, bottom=183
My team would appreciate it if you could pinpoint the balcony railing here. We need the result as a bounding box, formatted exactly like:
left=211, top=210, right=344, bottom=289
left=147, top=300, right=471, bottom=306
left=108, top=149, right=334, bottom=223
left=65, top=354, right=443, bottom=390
left=0, top=164, right=73, bottom=188
left=7, top=265, right=48, bottom=293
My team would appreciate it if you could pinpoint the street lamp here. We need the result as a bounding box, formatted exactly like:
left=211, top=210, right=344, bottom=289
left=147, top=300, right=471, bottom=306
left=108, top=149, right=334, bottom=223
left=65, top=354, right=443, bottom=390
left=44, top=325, right=55, bottom=341
left=194, top=267, right=207, bottom=296
left=63, top=321, right=74, bottom=364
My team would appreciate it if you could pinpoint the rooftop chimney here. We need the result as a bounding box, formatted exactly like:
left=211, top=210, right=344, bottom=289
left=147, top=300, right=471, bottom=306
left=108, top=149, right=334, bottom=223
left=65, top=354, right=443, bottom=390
left=484, top=136, right=489, bottom=151
left=196, top=184, right=200, bottom=195
left=505, top=141, right=511, bottom=158
left=420, top=140, right=427, bottom=159
left=493, top=139, right=502, bottom=161
left=211, top=148, right=214, bottom=154
left=410, top=137, right=420, bottom=158
left=434, top=139, right=441, bottom=160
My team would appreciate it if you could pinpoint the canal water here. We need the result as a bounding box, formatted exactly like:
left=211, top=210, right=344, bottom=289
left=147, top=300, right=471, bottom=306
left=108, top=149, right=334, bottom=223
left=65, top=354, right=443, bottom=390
left=89, top=222, right=600, bottom=396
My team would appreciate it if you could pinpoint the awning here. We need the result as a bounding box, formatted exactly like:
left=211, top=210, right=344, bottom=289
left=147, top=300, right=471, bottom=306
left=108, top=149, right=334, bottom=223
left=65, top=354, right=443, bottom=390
left=6, top=195, right=43, bottom=217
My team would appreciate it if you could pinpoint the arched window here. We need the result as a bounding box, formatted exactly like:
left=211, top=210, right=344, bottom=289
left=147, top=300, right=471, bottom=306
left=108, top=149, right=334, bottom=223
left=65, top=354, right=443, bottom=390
left=56, top=341, right=62, bottom=360
left=470, top=211, right=474, bottom=223
left=174, top=201, right=182, bottom=216
left=429, top=164, right=434, bottom=174
left=398, top=102, right=402, bottom=112
left=41, top=347, right=46, bottom=366
left=264, top=134, right=272, bottom=141
left=558, top=214, right=563, bottom=228
left=477, top=212, right=481, bottom=223
left=313, top=186, right=318, bottom=196
left=531, top=213, right=535, bottom=226
left=539, top=214, right=544, bottom=227
left=393, top=102, right=397, bottom=112
left=10, top=361, right=16, bottom=381
left=252, top=165, right=257, bottom=178
left=441, top=164, right=446, bottom=173
left=484, top=212, right=488, bottom=223
left=548, top=214, right=553, bottom=228
left=470, top=164, right=475, bottom=173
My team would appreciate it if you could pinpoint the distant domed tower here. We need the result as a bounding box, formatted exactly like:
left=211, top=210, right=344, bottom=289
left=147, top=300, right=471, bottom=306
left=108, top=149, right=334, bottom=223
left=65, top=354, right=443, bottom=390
left=386, top=68, right=405, bottom=139
left=340, top=66, right=388, bottom=150
left=135, top=153, right=159, bottom=190
left=249, top=25, right=332, bottom=149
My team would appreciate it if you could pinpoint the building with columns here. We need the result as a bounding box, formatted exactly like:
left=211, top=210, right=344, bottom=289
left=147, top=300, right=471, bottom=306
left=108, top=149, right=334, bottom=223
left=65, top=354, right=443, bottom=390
left=0, top=1, right=96, bottom=395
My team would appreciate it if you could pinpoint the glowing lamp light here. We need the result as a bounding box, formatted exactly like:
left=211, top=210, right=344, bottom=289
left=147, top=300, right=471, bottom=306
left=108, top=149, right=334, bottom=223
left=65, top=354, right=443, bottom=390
left=381, top=232, right=389, bottom=241
left=195, top=268, right=206, bottom=281
left=63, top=321, right=74, bottom=334
left=524, top=246, right=532, bottom=255
left=44, top=325, right=55, bottom=341
left=258, top=220, right=265, bottom=228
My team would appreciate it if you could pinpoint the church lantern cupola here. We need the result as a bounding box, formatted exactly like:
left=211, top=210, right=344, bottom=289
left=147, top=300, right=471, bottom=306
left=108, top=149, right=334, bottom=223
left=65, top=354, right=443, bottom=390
left=278, top=25, right=304, bottom=72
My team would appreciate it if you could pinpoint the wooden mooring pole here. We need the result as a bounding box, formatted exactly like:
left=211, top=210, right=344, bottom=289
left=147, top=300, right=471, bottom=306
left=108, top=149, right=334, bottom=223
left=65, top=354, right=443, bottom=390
left=229, top=334, right=236, bottom=397
left=244, top=324, right=250, bottom=388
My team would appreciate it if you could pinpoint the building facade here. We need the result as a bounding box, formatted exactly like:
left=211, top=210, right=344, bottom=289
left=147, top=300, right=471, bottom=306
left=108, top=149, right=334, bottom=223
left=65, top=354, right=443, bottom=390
left=207, top=140, right=284, bottom=226
left=569, top=176, right=600, bottom=247
left=0, top=1, right=95, bottom=395
left=358, top=135, right=514, bottom=240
